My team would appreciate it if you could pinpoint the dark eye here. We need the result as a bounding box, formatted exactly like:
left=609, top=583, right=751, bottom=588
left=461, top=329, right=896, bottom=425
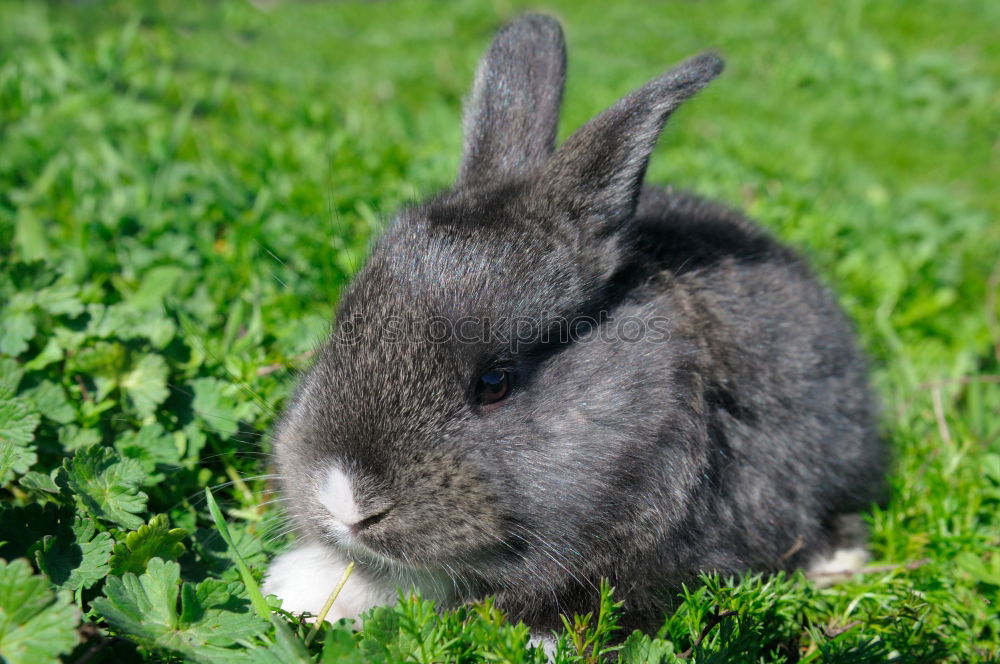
left=476, top=369, right=510, bottom=405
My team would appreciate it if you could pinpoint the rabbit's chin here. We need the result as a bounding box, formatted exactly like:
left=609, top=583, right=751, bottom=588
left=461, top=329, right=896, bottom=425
left=316, top=519, right=489, bottom=574
left=262, top=542, right=455, bottom=624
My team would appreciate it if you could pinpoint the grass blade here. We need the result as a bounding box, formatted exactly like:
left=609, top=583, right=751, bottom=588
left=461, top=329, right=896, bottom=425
left=304, top=560, right=355, bottom=647
left=204, top=486, right=271, bottom=619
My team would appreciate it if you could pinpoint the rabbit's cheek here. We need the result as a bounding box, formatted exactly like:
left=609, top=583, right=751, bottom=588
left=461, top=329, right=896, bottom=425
left=372, top=473, right=504, bottom=562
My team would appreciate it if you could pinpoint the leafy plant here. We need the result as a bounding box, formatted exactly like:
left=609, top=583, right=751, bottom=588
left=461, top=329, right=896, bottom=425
left=0, top=559, right=80, bottom=664
left=92, top=558, right=270, bottom=662
left=0, top=0, right=998, bottom=660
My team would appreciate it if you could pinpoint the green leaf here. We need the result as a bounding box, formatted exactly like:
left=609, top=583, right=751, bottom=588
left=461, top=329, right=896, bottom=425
left=59, top=424, right=103, bottom=452
left=35, top=531, right=114, bottom=591
left=61, top=445, right=148, bottom=529
left=65, top=339, right=127, bottom=404
left=0, top=357, right=24, bottom=392
left=93, top=557, right=179, bottom=644
left=52, top=324, right=87, bottom=355
left=85, top=302, right=130, bottom=339
left=13, top=209, right=49, bottom=261
left=0, top=558, right=80, bottom=664
left=0, top=503, right=76, bottom=562
left=276, top=313, right=330, bottom=358
left=4, top=508, right=109, bottom=593
left=114, top=423, right=180, bottom=481
left=0, top=262, right=52, bottom=292
left=88, top=302, right=176, bottom=348
left=181, top=421, right=208, bottom=461
left=983, top=453, right=1000, bottom=485
left=618, top=631, right=678, bottom=664
left=128, top=265, right=185, bottom=310
left=24, top=337, right=64, bottom=371
left=110, top=514, right=187, bottom=575
left=0, top=309, right=35, bottom=357
left=34, top=282, right=83, bottom=317
left=320, top=625, right=366, bottom=664
left=0, top=440, right=38, bottom=487
left=955, top=552, right=1000, bottom=587
left=194, top=524, right=267, bottom=578
left=241, top=616, right=314, bottom=664
left=93, top=558, right=269, bottom=661
left=17, top=469, right=61, bottom=495
left=191, top=377, right=249, bottom=438
left=357, top=604, right=400, bottom=662
left=67, top=338, right=127, bottom=377
left=121, top=353, right=170, bottom=418
left=0, top=387, right=40, bottom=485
left=21, top=379, right=76, bottom=424
left=130, top=312, right=178, bottom=349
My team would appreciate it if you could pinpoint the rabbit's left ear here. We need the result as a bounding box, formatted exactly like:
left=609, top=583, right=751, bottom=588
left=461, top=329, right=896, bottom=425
left=457, top=14, right=566, bottom=188
left=540, top=53, right=724, bottom=234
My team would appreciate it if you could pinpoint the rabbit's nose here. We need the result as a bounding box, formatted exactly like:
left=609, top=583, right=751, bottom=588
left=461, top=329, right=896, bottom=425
left=349, top=505, right=393, bottom=536
left=317, top=464, right=393, bottom=534
left=317, top=465, right=362, bottom=528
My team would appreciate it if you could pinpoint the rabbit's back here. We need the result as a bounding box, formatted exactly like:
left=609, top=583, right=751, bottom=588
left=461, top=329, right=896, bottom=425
left=625, top=185, right=884, bottom=573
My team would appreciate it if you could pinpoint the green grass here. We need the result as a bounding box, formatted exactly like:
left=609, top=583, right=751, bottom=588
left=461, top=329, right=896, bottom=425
left=0, top=0, right=998, bottom=661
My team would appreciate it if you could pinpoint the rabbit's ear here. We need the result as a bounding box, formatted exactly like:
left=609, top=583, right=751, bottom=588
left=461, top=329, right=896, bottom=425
left=540, top=53, right=723, bottom=234
left=457, top=14, right=566, bottom=188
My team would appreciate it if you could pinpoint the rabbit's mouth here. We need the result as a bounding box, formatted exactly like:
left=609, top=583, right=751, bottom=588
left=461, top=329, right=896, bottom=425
left=312, top=460, right=507, bottom=570
left=319, top=510, right=515, bottom=571
left=320, top=523, right=395, bottom=567
left=318, top=519, right=504, bottom=584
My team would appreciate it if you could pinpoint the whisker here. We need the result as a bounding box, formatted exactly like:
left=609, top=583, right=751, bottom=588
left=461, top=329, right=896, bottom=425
left=255, top=239, right=287, bottom=266
left=255, top=497, right=293, bottom=509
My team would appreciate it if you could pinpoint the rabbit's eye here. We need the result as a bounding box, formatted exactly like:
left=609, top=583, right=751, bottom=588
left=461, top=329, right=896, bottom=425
left=476, top=370, right=510, bottom=405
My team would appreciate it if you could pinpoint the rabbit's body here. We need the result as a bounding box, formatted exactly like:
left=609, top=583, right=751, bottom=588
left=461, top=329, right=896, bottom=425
left=263, top=15, right=885, bottom=636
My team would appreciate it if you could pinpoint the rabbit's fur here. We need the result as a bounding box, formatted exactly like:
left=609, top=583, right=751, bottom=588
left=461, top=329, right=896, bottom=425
left=263, top=14, right=885, bottom=635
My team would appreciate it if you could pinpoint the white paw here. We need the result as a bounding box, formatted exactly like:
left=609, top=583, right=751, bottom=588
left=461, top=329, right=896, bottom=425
left=262, top=542, right=397, bottom=623
left=529, top=633, right=558, bottom=661
left=808, top=546, right=869, bottom=575
left=263, top=542, right=458, bottom=623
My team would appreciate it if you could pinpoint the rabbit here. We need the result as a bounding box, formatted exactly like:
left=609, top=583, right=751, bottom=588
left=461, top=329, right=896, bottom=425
left=262, top=13, right=886, bottom=637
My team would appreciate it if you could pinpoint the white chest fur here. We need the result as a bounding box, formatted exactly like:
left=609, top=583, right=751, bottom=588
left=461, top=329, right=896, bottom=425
left=262, top=542, right=454, bottom=623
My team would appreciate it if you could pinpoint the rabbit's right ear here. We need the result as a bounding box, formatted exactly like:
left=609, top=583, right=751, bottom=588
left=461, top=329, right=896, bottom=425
left=456, top=14, right=566, bottom=188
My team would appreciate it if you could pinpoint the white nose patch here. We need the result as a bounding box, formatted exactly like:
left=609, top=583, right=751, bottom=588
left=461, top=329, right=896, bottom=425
left=317, top=465, right=362, bottom=529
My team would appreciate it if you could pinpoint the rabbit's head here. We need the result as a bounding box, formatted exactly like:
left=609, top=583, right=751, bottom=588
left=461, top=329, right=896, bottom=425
left=274, top=14, right=723, bottom=590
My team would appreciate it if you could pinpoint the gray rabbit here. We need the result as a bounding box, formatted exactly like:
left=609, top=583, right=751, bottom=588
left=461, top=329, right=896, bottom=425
left=263, top=14, right=886, bottom=636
